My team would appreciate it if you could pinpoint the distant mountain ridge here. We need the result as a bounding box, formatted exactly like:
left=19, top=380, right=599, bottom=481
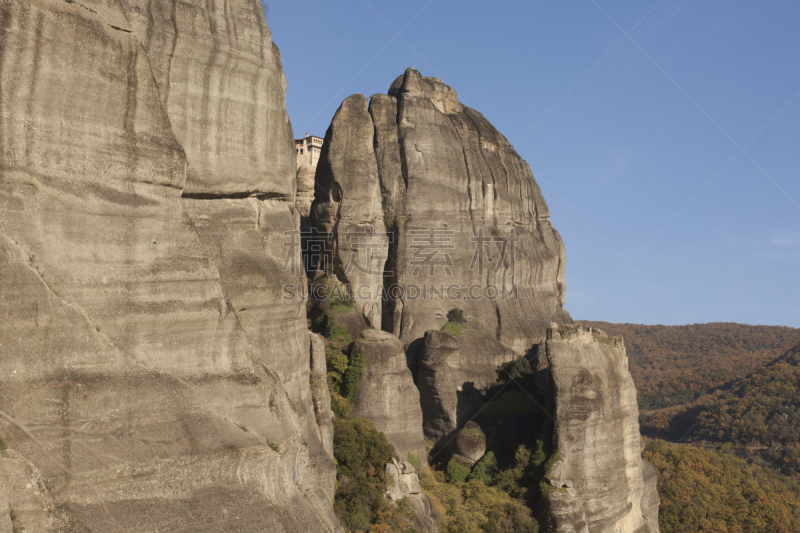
left=576, top=321, right=800, bottom=410
left=578, top=321, right=800, bottom=481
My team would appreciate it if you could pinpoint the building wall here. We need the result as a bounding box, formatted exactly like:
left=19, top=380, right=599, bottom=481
left=295, top=135, right=323, bottom=168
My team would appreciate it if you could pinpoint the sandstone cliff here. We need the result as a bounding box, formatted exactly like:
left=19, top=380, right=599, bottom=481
left=544, top=326, right=660, bottom=533
left=310, top=69, right=572, bottom=445
left=311, top=68, right=571, bottom=357
left=309, top=68, right=659, bottom=532
left=348, top=330, right=427, bottom=461
left=0, top=0, right=337, bottom=531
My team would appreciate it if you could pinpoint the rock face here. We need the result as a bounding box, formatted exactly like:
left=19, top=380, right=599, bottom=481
left=385, top=458, right=440, bottom=533
left=310, top=68, right=572, bottom=449
left=310, top=332, right=336, bottom=469
left=312, top=94, right=388, bottom=330
left=0, top=450, right=64, bottom=532
left=453, top=421, right=487, bottom=464
left=0, top=1, right=337, bottom=531
left=311, top=68, right=571, bottom=357
left=296, top=163, right=317, bottom=218
left=349, top=330, right=427, bottom=460
left=544, top=326, right=659, bottom=533
left=417, top=329, right=514, bottom=442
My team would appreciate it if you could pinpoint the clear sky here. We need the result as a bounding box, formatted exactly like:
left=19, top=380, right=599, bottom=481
left=267, top=1, right=800, bottom=328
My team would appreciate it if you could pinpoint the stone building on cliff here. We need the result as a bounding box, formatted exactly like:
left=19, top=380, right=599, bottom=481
left=295, top=133, right=323, bottom=217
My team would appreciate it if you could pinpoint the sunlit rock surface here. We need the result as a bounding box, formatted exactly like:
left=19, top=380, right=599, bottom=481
left=0, top=0, right=338, bottom=531
left=544, top=326, right=660, bottom=533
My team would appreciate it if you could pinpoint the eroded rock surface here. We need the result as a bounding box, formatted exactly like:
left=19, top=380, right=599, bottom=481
left=385, top=458, right=440, bottom=533
left=0, top=1, right=337, bottom=531
left=417, top=329, right=514, bottom=442
left=349, top=330, right=426, bottom=460
left=311, top=95, right=388, bottom=329
left=544, top=326, right=659, bottom=533
left=310, top=69, right=572, bottom=450
left=296, top=163, right=317, bottom=218
left=311, top=68, right=571, bottom=359
left=0, top=450, right=64, bottom=533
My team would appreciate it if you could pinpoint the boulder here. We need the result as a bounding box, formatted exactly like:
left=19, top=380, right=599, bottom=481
left=454, top=421, right=487, bottom=464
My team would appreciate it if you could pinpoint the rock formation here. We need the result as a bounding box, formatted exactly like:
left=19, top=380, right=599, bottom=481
left=311, top=68, right=571, bottom=360
left=453, top=421, right=487, bottom=464
left=385, top=458, right=440, bottom=533
left=310, top=70, right=658, bottom=531
left=349, top=330, right=427, bottom=460
left=543, top=326, right=660, bottom=533
left=0, top=0, right=337, bottom=531
left=310, top=68, right=572, bottom=448
left=296, top=162, right=317, bottom=218
left=310, top=332, right=336, bottom=465
left=417, top=329, right=515, bottom=442
left=0, top=0, right=660, bottom=525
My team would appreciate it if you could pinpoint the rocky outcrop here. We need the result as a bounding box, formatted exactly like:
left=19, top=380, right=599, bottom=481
left=310, top=69, right=572, bottom=451
left=385, top=458, right=421, bottom=501
left=349, top=330, right=426, bottom=460
left=544, top=326, right=658, bottom=533
left=385, top=458, right=440, bottom=533
left=310, top=332, right=336, bottom=470
left=453, top=421, right=487, bottom=464
left=640, top=461, right=661, bottom=531
left=312, top=95, right=388, bottom=329
left=309, top=68, right=659, bottom=532
left=0, top=1, right=337, bottom=531
left=296, top=163, right=317, bottom=218
left=311, top=68, right=571, bottom=361
left=417, top=329, right=514, bottom=442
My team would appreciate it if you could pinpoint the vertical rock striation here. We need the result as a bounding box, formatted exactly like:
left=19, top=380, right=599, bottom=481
left=311, top=68, right=659, bottom=532
left=311, top=68, right=571, bottom=443
left=348, top=329, right=426, bottom=460
left=544, top=326, right=659, bottom=533
left=0, top=0, right=338, bottom=531
left=312, top=68, right=570, bottom=358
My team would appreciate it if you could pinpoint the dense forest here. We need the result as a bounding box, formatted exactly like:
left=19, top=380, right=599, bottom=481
left=575, top=322, right=800, bottom=410
left=643, top=439, right=800, bottom=532
left=638, top=343, right=800, bottom=481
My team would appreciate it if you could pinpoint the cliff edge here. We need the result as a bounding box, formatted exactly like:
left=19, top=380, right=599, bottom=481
left=0, top=0, right=337, bottom=531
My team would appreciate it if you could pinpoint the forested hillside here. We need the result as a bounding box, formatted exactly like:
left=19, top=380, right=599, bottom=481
left=577, top=321, right=800, bottom=482
left=643, top=439, right=800, bottom=533
left=575, top=322, right=800, bottom=409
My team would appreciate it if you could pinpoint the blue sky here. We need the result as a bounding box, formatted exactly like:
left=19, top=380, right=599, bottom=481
left=268, top=1, right=800, bottom=328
